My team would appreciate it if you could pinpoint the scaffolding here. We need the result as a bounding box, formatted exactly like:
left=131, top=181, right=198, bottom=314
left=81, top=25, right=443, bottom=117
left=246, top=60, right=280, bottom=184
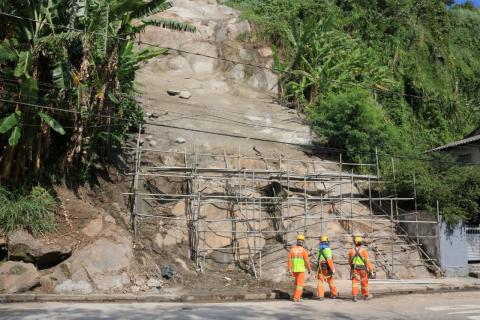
left=125, top=131, right=443, bottom=279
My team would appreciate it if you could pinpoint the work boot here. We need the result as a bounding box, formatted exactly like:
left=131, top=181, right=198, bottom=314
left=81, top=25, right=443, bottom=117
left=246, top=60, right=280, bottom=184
left=331, top=295, right=337, bottom=300
left=292, top=299, right=300, bottom=303
left=363, top=295, right=371, bottom=301
left=352, top=296, right=358, bottom=302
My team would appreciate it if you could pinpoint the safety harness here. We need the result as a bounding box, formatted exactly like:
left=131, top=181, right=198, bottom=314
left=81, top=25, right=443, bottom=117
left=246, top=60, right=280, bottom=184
left=352, top=247, right=368, bottom=270
left=352, top=247, right=376, bottom=279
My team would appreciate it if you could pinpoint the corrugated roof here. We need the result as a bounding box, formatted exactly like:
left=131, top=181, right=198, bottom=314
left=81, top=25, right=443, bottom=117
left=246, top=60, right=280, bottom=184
left=429, top=134, right=480, bottom=152
left=466, top=127, right=480, bottom=138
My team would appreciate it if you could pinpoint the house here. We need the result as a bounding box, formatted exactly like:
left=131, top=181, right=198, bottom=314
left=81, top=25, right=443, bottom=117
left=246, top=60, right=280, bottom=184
left=428, top=127, right=480, bottom=164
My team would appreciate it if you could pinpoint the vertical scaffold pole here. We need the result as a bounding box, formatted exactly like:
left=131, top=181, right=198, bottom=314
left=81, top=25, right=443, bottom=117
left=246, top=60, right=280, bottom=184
left=320, top=194, right=324, bottom=235
left=375, top=147, right=380, bottom=179
left=132, top=124, right=142, bottom=242
left=390, top=199, right=394, bottom=279
left=304, top=176, right=308, bottom=234
left=253, top=170, right=258, bottom=279
left=413, top=174, right=419, bottom=244
left=350, top=169, right=354, bottom=233
left=286, top=159, right=290, bottom=242
left=391, top=157, right=399, bottom=220
left=339, top=153, right=343, bottom=204
left=368, top=176, right=373, bottom=234
left=375, top=147, right=381, bottom=208
left=259, top=198, right=263, bottom=279
left=436, top=200, right=441, bottom=267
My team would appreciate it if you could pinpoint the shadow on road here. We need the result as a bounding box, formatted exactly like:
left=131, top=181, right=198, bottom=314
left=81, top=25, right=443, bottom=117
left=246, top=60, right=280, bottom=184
left=0, top=302, right=360, bottom=320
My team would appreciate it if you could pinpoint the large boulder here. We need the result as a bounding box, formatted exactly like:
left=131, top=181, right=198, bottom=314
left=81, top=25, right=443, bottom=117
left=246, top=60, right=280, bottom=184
left=54, top=279, right=93, bottom=294
left=50, top=224, right=134, bottom=293
left=0, top=261, right=39, bottom=293
left=8, top=230, right=72, bottom=269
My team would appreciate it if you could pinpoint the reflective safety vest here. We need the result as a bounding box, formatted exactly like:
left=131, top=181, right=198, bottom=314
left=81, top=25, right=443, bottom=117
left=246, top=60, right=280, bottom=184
left=318, top=247, right=333, bottom=263
left=348, top=247, right=372, bottom=270
left=288, top=245, right=311, bottom=273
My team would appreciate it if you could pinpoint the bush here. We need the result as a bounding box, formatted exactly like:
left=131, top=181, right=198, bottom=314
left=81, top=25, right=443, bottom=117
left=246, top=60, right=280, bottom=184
left=308, top=88, right=395, bottom=162
left=0, top=186, right=56, bottom=235
left=232, top=0, right=480, bottom=225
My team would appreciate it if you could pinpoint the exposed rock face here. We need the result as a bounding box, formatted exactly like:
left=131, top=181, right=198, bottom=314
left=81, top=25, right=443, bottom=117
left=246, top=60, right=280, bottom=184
left=0, top=261, right=40, bottom=293
left=54, top=280, right=93, bottom=294
left=53, top=237, right=132, bottom=292
left=7, top=230, right=72, bottom=269
left=81, top=218, right=103, bottom=238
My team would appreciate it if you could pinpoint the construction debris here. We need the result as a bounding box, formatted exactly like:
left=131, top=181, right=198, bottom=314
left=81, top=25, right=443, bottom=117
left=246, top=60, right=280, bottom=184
left=146, top=278, right=164, bottom=288
left=161, top=266, right=174, bottom=280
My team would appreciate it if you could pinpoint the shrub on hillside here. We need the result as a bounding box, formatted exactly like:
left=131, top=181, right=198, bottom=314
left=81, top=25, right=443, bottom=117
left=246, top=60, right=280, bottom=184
left=308, top=88, right=395, bottom=162
left=0, top=186, right=56, bottom=235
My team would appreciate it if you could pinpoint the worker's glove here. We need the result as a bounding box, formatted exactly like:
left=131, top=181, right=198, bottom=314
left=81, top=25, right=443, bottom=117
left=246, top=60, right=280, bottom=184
left=308, top=269, right=311, bottom=275
left=331, top=270, right=335, bottom=276
left=288, top=270, right=292, bottom=277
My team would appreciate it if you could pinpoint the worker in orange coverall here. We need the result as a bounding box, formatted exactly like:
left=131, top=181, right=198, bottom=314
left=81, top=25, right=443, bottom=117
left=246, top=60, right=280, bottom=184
left=316, top=235, right=338, bottom=300
left=288, top=234, right=311, bottom=302
left=348, top=235, right=374, bottom=302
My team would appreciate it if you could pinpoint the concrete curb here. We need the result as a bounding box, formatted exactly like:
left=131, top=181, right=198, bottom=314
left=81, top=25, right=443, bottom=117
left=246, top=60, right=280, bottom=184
left=1, top=284, right=479, bottom=303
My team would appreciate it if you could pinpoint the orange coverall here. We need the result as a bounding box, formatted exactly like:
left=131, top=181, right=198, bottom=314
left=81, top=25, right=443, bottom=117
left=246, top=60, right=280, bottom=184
left=317, top=250, right=337, bottom=298
left=288, top=245, right=311, bottom=301
left=348, top=246, right=373, bottom=297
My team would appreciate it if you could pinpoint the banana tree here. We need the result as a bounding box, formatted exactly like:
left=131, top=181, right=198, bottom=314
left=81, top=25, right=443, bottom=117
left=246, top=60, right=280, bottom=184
left=0, top=0, right=74, bottom=183
left=60, top=0, right=194, bottom=174
left=0, top=0, right=194, bottom=184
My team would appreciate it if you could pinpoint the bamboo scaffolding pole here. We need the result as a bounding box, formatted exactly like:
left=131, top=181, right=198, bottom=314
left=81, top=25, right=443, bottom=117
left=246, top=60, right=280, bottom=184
left=130, top=144, right=441, bottom=279
left=132, top=124, right=143, bottom=242
left=134, top=211, right=439, bottom=225
left=123, top=192, right=415, bottom=202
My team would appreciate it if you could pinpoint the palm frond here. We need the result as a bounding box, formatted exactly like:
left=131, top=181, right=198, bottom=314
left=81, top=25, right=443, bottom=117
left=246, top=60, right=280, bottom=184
left=13, top=51, right=32, bottom=78
left=132, top=0, right=173, bottom=19
left=35, top=31, right=82, bottom=50
left=88, top=3, right=109, bottom=58
left=139, top=19, right=196, bottom=33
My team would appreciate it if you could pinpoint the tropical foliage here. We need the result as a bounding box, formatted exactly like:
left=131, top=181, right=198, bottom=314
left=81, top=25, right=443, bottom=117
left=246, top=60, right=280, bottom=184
left=0, top=0, right=193, bottom=185
left=0, top=0, right=193, bottom=232
left=230, top=0, right=480, bottom=224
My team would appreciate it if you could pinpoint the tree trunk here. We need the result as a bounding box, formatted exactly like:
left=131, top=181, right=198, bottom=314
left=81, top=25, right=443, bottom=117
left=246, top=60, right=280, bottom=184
left=33, top=123, right=48, bottom=177
left=0, top=144, right=15, bottom=183
left=60, top=39, right=91, bottom=174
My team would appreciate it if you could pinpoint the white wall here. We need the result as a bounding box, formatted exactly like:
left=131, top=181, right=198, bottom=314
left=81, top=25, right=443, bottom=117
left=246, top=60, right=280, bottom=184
left=448, top=143, right=480, bottom=164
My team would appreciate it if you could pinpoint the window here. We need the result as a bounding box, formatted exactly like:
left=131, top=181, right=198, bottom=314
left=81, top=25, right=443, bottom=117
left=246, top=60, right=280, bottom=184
left=457, top=153, right=472, bottom=164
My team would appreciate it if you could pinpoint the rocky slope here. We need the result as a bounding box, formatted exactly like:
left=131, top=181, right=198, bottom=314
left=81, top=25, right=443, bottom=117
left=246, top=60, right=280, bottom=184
left=132, top=0, right=432, bottom=282
left=0, top=0, right=433, bottom=295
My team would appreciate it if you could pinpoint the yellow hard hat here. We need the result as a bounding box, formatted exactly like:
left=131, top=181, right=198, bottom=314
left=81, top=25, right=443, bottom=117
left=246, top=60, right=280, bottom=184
left=297, top=234, right=305, bottom=241
left=354, top=235, right=363, bottom=244
left=320, top=235, right=329, bottom=242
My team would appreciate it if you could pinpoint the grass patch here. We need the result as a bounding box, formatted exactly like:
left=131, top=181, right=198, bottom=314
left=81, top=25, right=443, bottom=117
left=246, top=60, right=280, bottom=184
left=0, top=186, right=56, bottom=236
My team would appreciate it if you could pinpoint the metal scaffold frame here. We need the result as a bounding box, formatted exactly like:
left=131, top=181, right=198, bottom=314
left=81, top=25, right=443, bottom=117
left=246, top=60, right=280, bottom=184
left=126, top=135, right=443, bottom=280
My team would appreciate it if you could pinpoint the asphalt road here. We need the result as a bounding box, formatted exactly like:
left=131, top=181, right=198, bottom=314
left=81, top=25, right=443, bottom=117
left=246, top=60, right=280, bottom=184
left=1, top=291, right=480, bottom=320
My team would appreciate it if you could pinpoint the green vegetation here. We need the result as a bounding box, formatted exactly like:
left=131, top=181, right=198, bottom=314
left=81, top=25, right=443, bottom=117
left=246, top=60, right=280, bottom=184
left=0, top=0, right=193, bottom=185
left=229, top=0, right=480, bottom=224
left=0, top=186, right=56, bottom=235
left=0, top=0, right=193, bottom=233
